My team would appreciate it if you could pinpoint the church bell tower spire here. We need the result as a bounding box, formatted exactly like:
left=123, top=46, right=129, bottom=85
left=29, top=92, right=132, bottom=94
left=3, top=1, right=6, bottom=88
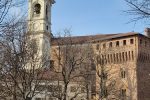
left=27, top=0, right=55, bottom=69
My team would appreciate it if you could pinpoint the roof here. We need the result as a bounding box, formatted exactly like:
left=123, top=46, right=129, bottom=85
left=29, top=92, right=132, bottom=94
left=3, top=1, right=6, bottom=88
left=38, top=71, right=85, bottom=82
left=38, top=71, right=63, bottom=81
left=51, top=32, right=140, bottom=46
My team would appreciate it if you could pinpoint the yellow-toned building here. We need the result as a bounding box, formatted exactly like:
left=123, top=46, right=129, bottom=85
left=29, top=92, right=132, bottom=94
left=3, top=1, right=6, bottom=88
left=26, top=0, right=150, bottom=100
left=50, top=31, right=150, bottom=100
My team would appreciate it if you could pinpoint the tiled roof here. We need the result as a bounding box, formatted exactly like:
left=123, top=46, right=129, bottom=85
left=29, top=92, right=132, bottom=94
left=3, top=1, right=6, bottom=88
left=38, top=71, right=85, bottom=82
left=93, top=32, right=140, bottom=42
left=51, top=32, right=140, bottom=46
left=38, top=71, right=63, bottom=81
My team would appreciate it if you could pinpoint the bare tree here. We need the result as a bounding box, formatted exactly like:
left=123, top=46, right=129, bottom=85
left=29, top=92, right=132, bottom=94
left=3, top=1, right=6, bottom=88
left=124, top=0, right=150, bottom=24
left=89, top=40, right=123, bottom=100
left=0, top=16, right=49, bottom=100
left=0, top=0, right=26, bottom=26
left=48, top=28, right=90, bottom=100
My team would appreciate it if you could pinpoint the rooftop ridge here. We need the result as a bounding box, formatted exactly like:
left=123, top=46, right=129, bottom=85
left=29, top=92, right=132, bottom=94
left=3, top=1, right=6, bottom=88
left=51, top=32, right=141, bottom=46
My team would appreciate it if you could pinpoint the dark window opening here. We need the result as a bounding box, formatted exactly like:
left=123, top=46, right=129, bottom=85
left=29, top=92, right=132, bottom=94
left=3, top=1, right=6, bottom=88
left=130, top=39, right=133, bottom=44
left=109, top=42, right=112, bottom=47
left=103, top=73, right=107, bottom=80
left=113, top=54, right=115, bottom=63
left=132, top=51, right=134, bottom=60
left=140, top=39, right=142, bottom=44
left=121, top=89, right=126, bottom=99
left=121, top=71, right=126, bottom=78
left=50, top=60, right=54, bottom=71
left=129, top=51, right=130, bottom=61
left=125, top=52, right=127, bottom=61
left=96, top=44, right=99, bottom=50
left=116, top=53, right=118, bottom=63
left=110, top=54, right=112, bottom=63
left=116, top=41, right=119, bottom=46
left=104, top=55, right=107, bottom=64
left=145, top=41, right=147, bottom=47
left=46, top=6, right=48, bottom=15
left=122, top=52, right=124, bottom=61
left=91, top=60, right=96, bottom=70
left=46, top=5, right=48, bottom=19
left=34, top=4, right=41, bottom=14
left=123, top=40, right=126, bottom=45
left=69, top=60, right=75, bottom=71
left=104, top=89, right=108, bottom=98
left=119, top=53, right=121, bottom=62
left=103, top=43, right=106, bottom=48
left=46, top=26, right=48, bottom=30
left=107, top=55, right=110, bottom=63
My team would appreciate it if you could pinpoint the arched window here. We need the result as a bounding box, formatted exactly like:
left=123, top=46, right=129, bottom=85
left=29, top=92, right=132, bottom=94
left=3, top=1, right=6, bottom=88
left=121, top=88, right=126, bottom=99
left=46, top=5, right=48, bottom=19
left=34, top=4, right=41, bottom=14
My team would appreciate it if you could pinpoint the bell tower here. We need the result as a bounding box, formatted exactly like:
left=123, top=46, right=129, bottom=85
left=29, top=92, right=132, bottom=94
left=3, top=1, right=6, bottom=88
left=27, top=0, right=55, bottom=69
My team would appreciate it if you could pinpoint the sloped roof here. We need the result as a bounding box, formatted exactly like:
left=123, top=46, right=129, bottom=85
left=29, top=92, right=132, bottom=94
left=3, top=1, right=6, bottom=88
left=51, top=32, right=140, bottom=46
left=38, top=71, right=85, bottom=82
left=38, top=71, right=63, bottom=81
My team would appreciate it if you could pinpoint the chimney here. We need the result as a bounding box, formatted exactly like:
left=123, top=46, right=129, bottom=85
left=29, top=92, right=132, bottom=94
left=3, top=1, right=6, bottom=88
left=145, top=27, right=150, bottom=37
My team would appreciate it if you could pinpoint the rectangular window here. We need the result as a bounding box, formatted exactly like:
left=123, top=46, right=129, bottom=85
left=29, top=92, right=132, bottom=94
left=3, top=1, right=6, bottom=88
left=113, top=54, right=115, bottom=63
left=128, top=51, right=130, bottom=61
left=103, top=43, right=106, bottom=48
left=46, top=26, right=48, bottom=30
left=69, top=60, right=73, bottom=71
left=121, top=89, right=126, bottom=98
left=104, top=55, right=107, bottom=64
left=107, top=55, right=110, bottom=63
left=104, top=73, right=107, bottom=81
left=91, top=60, right=95, bottom=70
left=110, top=54, right=112, bottom=63
left=125, top=52, right=127, bottom=61
left=116, top=41, right=119, bottom=46
left=122, top=52, right=124, bottom=62
left=116, top=53, right=118, bottom=63
left=121, top=71, right=126, bottom=78
left=96, top=44, right=99, bottom=50
left=145, top=41, right=147, bottom=47
left=109, top=42, right=112, bottom=47
left=132, top=51, right=134, bottom=60
left=140, top=39, right=142, bottom=44
left=102, top=55, right=104, bottom=64
left=50, top=60, right=54, bottom=71
left=70, top=86, right=77, bottom=92
left=123, top=40, right=126, bottom=45
left=130, top=39, right=134, bottom=44
left=119, top=53, right=121, bottom=62
left=104, top=89, right=108, bottom=98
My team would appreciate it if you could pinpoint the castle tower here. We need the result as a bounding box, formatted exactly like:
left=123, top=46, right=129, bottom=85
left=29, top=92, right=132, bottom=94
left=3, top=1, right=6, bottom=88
left=27, top=0, right=55, bottom=69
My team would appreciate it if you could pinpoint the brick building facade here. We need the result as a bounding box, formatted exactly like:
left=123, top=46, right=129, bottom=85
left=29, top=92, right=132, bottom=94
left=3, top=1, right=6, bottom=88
left=49, top=30, right=150, bottom=100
